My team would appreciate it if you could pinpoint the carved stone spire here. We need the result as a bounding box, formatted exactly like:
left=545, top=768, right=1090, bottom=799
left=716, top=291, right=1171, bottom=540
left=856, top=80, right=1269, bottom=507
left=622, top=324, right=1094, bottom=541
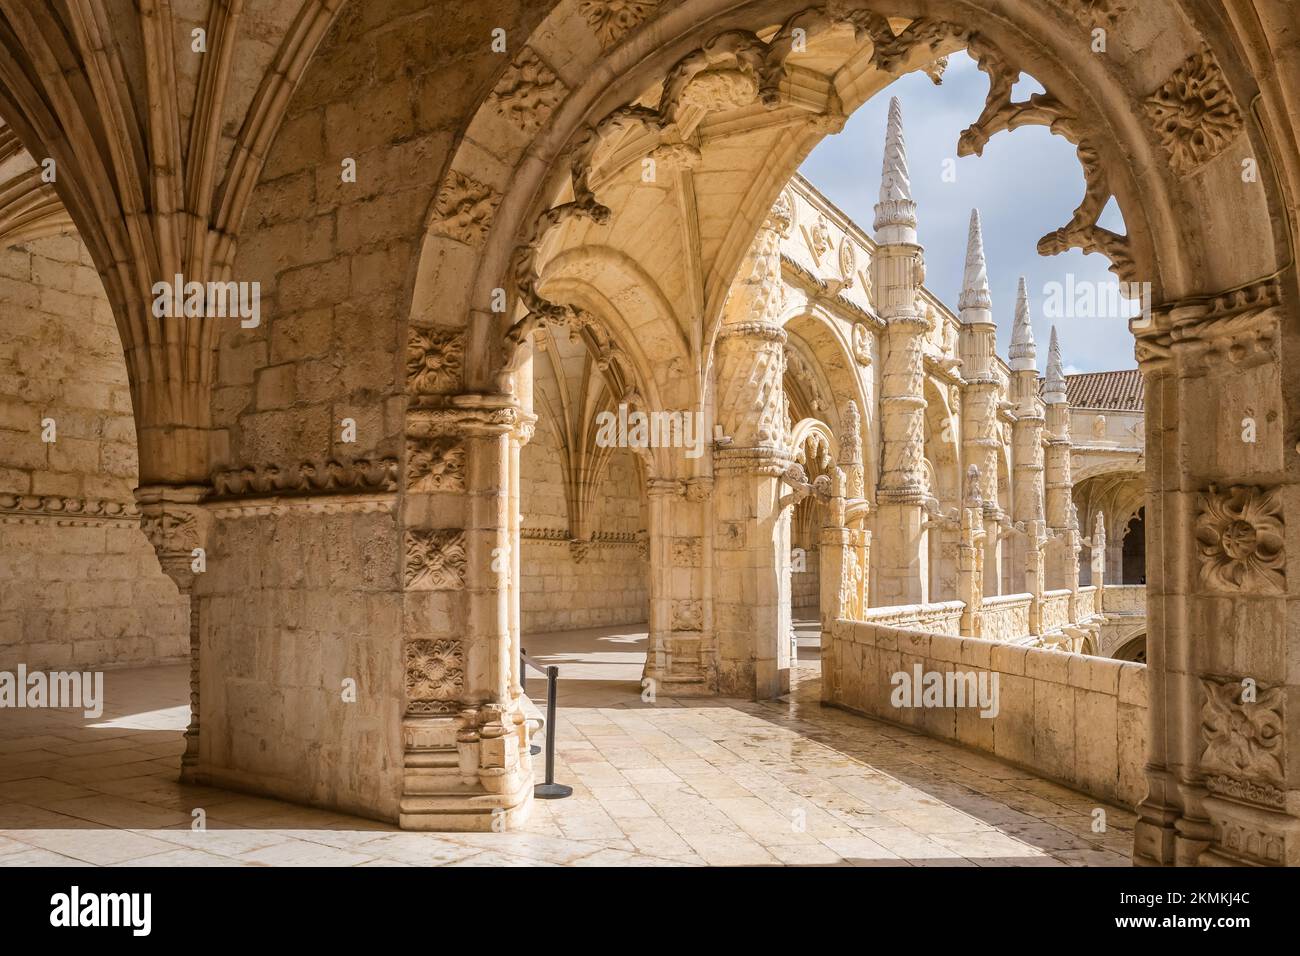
left=1009, top=276, right=1037, bottom=372
left=958, top=208, right=992, bottom=323
left=873, top=97, right=917, bottom=245
left=1044, top=325, right=1067, bottom=404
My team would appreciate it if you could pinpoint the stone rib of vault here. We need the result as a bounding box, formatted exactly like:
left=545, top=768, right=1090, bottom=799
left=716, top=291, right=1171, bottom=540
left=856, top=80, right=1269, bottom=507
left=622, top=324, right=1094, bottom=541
left=1009, top=276, right=1037, bottom=371
left=958, top=208, right=993, bottom=320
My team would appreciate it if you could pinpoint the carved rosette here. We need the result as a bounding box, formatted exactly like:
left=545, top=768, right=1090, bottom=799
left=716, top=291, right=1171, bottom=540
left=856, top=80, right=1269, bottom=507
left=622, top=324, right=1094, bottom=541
left=407, top=327, right=466, bottom=394
left=1200, top=676, right=1285, bottom=807
left=405, top=639, right=465, bottom=715
left=1051, top=0, right=1128, bottom=26
left=1144, top=48, right=1244, bottom=175
left=428, top=171, right=501, bottom=247
left=489, top=46, right=565, bottom=132
left=135, top=485, right=211, bottom=591
left=671, top=536, right=702, bottom=566
left=403, top=529, right=468, bottom=589
left=1194, top=486, right=1284, bottom=594
left=579, top=0, right=660, bottom=50
left=671, top=599, right=703, bottom=632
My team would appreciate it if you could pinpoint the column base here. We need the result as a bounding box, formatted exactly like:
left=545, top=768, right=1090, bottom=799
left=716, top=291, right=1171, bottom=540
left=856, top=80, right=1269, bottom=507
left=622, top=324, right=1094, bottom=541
left=400, top=708, right=535, bottom=831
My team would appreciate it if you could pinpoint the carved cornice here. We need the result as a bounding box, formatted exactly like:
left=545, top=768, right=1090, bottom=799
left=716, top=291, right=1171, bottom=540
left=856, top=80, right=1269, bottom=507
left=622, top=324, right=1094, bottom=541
left=0, top=493, right=139, bottom=526
left=211, top=458, right=399, bottom=497
left=206, top=495, right=396, bottom=519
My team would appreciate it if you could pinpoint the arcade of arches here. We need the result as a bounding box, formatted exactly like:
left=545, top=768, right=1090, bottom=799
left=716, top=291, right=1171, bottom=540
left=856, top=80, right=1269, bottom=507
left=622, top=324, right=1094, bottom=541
left=0, top=0, right=1297, bottom=867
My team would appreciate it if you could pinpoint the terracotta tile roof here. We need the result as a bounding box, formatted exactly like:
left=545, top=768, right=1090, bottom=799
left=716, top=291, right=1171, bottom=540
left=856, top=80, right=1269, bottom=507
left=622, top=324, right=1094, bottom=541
left=1040, top=369, right=1144, bottom=411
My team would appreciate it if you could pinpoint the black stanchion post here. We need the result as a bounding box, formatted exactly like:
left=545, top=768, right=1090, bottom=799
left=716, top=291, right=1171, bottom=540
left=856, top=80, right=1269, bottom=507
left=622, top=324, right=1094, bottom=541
left=533, top=661, right=571, bottom=799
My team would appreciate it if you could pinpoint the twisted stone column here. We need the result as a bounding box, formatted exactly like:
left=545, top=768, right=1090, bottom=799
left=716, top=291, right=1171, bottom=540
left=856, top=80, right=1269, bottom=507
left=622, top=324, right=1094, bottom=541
left=872, top=97, right=928, bottom=606
left=711, top=196, right=793, bottom=699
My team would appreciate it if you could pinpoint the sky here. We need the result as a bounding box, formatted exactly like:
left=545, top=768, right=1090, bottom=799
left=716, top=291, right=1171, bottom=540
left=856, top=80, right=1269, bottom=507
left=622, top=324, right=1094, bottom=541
left=797, top=51, right=1137, bottom=374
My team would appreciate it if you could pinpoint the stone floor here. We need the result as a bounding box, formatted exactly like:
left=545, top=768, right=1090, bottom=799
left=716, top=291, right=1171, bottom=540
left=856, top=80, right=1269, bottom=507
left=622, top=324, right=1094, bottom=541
left=0, top=621, right=1134, bottom=866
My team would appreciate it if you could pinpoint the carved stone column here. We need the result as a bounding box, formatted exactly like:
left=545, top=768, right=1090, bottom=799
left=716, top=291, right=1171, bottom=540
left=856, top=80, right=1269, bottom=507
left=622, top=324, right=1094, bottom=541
left=1133, top=278, right=1298, bottom=867
left=959, top=209, right=1003, bottom=598
left=135, top=484, right=211, bottom=781
left=957, top=465, right=985, bottom=637
left=872, top=97, right=929, bottom=606
left=1008, top=278, right=1046, bottom=615
left=400, top=395, right=533, bottom=830
left=644, top=477, right=714, bottom=696
left=1089, top=510, right=1107, bottom=590
left=712, top=194, right=793, bottom=699
left=1043, top=327, right=1081, bottom=597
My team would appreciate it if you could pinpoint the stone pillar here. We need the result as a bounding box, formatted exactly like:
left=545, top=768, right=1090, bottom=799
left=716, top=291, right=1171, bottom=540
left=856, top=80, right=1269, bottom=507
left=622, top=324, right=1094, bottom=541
left=957, top=465, right=985, bottom=637
left=644, top=477, right=713, bottom=696
left=872, top=97, right=928, bottom=607
left=711, top=195, right=793, bottom=699
left=1025, top=519, right=1047, bottom=637
left=400, top=396, right=533, bottom=830
left=136, top=484, right=210, bottom=781
left=1043, top=326, right=1081, bottom=598
left=1009, top=277, right=1046, bottom=610
left=958, top=209, right=1003, bottom=600
left=1133, top=280, right=1299, bottom=867
left=1089, top=509, right=1107, bottom=590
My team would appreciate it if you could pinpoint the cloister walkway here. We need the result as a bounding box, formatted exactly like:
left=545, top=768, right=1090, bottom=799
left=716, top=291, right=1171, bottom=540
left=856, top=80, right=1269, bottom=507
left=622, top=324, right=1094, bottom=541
left=0, top=625, right=1133, bottom=866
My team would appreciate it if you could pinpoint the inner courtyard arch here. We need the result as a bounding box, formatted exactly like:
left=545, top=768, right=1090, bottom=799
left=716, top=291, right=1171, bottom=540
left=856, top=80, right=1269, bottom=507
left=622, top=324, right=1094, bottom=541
left=0, top=0, right=1297, bottom=870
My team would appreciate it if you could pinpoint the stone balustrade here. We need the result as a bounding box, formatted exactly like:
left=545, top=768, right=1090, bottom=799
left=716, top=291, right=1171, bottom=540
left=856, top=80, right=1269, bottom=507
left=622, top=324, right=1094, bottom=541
left=1040, top=588, right=1072, bottom=633
left=1102, top=584, right=1146, bottom=615
left=980, top=592, right=1033, bottom=642
left=823, top=617, right=1148, bottom=808
left=860, top=600, right=965, bottom=635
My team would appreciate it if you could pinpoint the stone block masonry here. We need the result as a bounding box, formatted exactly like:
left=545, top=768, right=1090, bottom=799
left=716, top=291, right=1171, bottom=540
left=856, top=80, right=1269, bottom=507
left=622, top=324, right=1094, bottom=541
left=826, top=618, right=1147, bottom=809
left=0, top=237, right=188, bottom=672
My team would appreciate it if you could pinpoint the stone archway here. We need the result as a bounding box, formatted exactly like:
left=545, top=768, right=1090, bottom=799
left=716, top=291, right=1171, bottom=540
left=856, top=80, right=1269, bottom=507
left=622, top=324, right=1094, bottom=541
left=8, top=0, right=1293, bottom=857
left=406, top=0, right=1299, bottom=860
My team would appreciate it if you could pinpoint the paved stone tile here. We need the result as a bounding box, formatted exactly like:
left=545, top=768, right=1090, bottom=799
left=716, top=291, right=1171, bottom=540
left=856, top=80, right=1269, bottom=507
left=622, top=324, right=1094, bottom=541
left=0, top=642, right=1134, bottom=867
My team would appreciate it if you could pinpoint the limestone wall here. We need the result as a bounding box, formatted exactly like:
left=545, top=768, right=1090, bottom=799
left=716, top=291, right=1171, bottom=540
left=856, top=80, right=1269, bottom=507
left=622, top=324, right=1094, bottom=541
left=792, top=556, right=820, bottom=610
left=825, top=619, right=1148, bottom=808
left=195, top=506, right=404, bottom=821
left=519, top=421, right=647, bottom=632
left=0, top=236, right=188, bottom=671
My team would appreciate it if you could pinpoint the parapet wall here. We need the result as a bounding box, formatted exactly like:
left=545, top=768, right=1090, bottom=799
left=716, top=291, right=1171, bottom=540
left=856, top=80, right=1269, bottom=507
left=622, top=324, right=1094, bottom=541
left=824, top=617, right=1148, bottom=808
